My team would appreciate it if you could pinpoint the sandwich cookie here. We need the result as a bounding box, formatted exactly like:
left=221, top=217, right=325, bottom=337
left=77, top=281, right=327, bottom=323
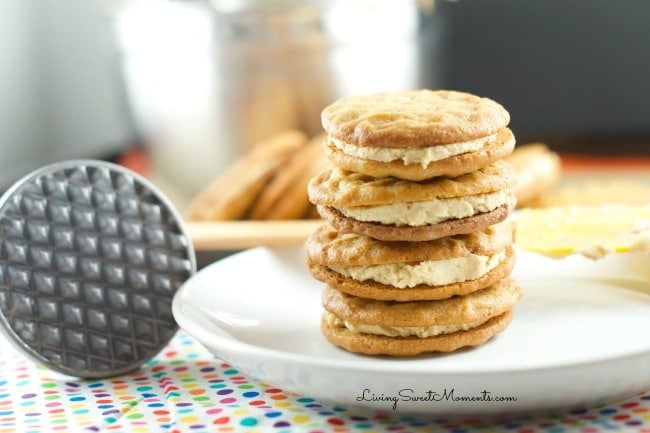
left=308, top=160, right=517, bottom=241
left=321, top=278, right=522, bottom=356
left=306, top=221, right=515, bottom=301
left=321, top=89, right=515, bottom=181
left=185, top=130, right=308, bottom=221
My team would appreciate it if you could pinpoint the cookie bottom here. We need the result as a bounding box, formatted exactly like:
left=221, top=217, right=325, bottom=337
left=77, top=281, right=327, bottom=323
left=324, top=127, right=515, bottom=181
left=321, top=310, right=513, bottom=356
left=317, top=202, right=514, bottom=242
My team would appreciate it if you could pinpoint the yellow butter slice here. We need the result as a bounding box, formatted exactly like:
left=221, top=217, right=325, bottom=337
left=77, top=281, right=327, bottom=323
left=515, top=205, right=650, bottom=259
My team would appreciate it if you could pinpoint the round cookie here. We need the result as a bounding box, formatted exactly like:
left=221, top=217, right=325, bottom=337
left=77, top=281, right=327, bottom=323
left=529, top=179, right=650, bottom=208
left=324, top=128, right=515, bottom=181
left=322, top=89, right=510, bottom=146
left=317, top=204, right=513, bottom=242
left=321, top=311, right=512, bottom=356
left=309, top=160, right=516, bottom=206
left=320, top=89, right=514, bottom=180
left=185, top=130, right=307, bottom=221
left=321, top=278, right=522, bottom=356
left=308, top=161, right=517, bottom=242
left=249, top=134, right=331, bottom=220
left=504, top=143, right=562, bottom=208
left=306, top=222, right=515, bottom=301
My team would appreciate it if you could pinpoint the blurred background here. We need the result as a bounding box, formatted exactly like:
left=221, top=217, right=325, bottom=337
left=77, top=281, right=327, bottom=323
left=2, top=0, right=650, bottom=210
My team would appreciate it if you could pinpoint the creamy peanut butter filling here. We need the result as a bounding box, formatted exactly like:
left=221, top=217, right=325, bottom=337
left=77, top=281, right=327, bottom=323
left=325, top=311, right=488, bottom=338
left=330, top=134, right=495, bottom=168
left=329, top=251, right=505, bottom=288
left=337, top=190, right=512, bottom=226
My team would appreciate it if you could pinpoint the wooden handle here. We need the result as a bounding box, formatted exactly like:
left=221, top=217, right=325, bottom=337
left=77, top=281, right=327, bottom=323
left=185, top=220, right=325, bottom=250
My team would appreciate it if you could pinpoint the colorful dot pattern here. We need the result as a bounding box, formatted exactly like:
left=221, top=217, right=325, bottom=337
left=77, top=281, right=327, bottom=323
left=1, top=331, right=649, bottom=433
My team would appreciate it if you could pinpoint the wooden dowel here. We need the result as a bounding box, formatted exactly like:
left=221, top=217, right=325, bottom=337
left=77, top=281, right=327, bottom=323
left=185, top=220, right=324, bottom=251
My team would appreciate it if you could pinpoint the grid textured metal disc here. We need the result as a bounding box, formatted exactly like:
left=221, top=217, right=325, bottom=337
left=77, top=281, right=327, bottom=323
left=0, top=160, right=196, bottom=378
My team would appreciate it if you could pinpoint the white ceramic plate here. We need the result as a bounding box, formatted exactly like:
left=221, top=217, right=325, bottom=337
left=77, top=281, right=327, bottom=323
left=172, top=247, right=650, bottom=414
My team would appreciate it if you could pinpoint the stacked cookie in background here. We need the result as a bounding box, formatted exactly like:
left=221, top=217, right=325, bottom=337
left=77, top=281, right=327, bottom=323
left=185, top=131, right=330, bottom=221
left=306, top=89, right=522, bottom=356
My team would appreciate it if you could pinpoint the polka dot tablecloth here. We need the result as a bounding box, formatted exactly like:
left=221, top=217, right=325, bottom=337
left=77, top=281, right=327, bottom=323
left=1, top=331, right=649, bottom=433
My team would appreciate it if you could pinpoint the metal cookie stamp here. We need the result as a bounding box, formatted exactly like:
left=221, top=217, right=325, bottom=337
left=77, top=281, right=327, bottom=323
left=0, top=160, right=196, bottom=378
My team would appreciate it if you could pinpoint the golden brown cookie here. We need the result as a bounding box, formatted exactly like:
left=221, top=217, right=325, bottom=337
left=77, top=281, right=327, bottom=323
left=320, top=90, right=514, bottom=180
left=249, top=134, right=331, bottom=220
left=528, top=178, right=650, bottom=208
left=306, top=222, right=515, bottom=301
left=309, top=161, right=516, bottom=206
left=308, top=161, right=517, bottom=241
left=321, top=311, right=512, bottom=356
left=324, top=128, right=515, bottom=181
left=304, top=203, right=322, bottom=219
left=505, top=143, right=562, bottom=207
left=322, top=89, right=511, bottom=146
left=320, top=278, right=521, bottom=356
left=185, top=130, right=308, bottom=221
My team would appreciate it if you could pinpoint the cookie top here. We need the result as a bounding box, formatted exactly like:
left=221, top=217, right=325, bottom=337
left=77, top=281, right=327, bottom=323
left=308, top=160, right=516, bottom=207
left=321, top=89, right=510, bottom=148
left=322, top=277, right=521, bottom=327
left=306, top=221, right=513, bottom=267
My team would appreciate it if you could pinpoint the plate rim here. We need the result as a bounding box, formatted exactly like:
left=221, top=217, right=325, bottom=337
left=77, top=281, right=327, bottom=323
left=173, top=246, right=650, bottom=376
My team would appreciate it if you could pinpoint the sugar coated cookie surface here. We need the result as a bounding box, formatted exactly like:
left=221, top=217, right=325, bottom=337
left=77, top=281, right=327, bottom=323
left=321, top=89, right=510, bottom=147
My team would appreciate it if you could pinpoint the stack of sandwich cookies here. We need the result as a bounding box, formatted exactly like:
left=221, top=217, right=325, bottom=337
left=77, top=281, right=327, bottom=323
left=307, top=89, right=522, bottom=357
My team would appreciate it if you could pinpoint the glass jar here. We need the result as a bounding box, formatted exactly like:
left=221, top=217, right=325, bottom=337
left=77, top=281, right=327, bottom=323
left=115, top=0, right=436, bottom=208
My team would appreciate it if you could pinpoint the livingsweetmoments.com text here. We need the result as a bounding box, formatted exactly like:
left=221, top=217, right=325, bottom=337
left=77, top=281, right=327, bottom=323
left=356, top=388, right=517, bottom=411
